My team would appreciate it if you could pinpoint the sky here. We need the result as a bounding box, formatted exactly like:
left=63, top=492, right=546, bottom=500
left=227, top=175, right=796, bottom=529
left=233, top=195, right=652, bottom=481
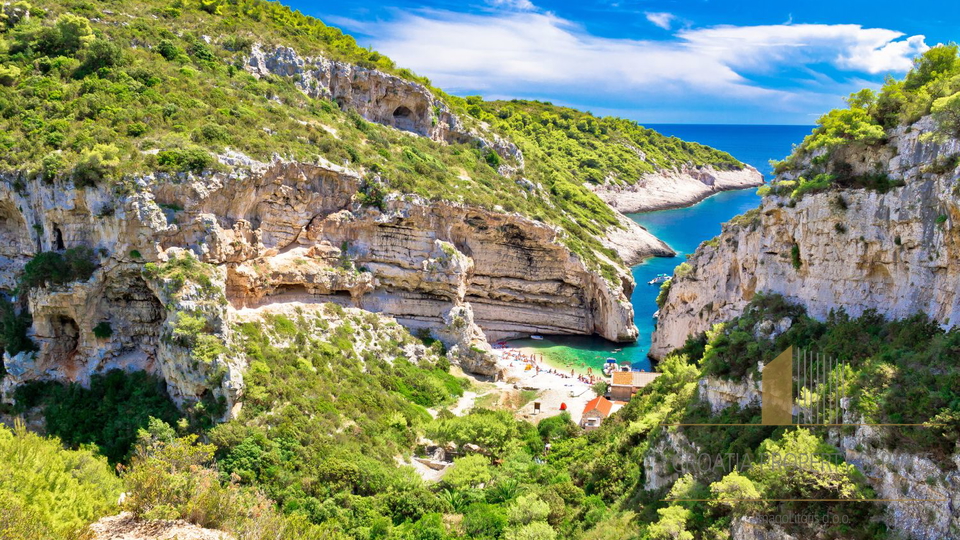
left=286, top=0, right=958, bottom=124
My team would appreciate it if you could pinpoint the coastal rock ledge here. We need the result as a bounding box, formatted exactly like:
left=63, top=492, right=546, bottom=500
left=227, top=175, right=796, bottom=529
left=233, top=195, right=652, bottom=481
left=592, top=164, right=764, bottom=214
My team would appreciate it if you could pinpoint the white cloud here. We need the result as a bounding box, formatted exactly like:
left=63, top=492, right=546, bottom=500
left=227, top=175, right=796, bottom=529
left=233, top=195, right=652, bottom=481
left=486, top=0, right=535, bottom=11
left=677, top=24, right=928, bottom=74
left=354, top=10, right=928, bottom=121
left=645, top=12, right=675, bottom=30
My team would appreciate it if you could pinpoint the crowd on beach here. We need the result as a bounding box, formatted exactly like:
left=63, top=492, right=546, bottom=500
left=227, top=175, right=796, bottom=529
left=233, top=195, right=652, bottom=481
left=494, top=342, right=600, bottom=385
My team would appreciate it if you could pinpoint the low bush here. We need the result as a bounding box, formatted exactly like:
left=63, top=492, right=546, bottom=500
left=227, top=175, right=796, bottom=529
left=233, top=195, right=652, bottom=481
left=0, top=421, right=121, bottom=539
left=19, top=246, right=98, bottom=290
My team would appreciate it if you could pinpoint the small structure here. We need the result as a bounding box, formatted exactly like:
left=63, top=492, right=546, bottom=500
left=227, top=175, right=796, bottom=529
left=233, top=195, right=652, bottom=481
left=580, top=396, right=614, bottom=431
left=609, top=371, right=662, bottom=401
left=580, top=397, right=627, bottom=431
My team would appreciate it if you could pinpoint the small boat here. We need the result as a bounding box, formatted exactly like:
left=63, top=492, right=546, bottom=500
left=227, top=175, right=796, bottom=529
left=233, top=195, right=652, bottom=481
left=647, top=273, right=670, bottom=286
left=531, top=335, right=544, bottom=340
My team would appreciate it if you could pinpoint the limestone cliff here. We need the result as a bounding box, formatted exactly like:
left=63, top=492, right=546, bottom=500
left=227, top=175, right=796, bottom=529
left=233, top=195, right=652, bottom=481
left=592, top=164, right=764, bottom=214
left=652, top=117, right=960, bottom=358
left=246, top=43, right=473, bottom=145
left=0, top=153, right=638, bottom=406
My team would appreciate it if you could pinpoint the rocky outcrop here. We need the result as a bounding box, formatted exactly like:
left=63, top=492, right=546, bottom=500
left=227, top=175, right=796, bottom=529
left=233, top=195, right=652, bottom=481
left=247, top=43, right=471, bottom=145
left=89, top=512, right=234, bottom=540
left=839, top=420, right=960, bottom=540
left=698, top=374, right=762, bottom=413
left=643, top=430, right=701, bottom=491
left=0, top=151, right=639, bottom=406
left=201, top=159, right=638, bottom=343
left=0, top=175, right=242, bottom=410
left=602, top=212, right=675, bottom=265
left=592, top=164, right=764, bottom=214
left=652, top=118, right=960, bottom=358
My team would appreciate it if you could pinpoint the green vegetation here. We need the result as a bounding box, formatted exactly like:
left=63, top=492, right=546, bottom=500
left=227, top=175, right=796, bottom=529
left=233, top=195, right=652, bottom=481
left=790, top=243, right=802, bottom=270
left=655, top=278, right=672, bottom=309
left=0, top=295, right=36, bottom=357
left=13, top=369, right=182, bottom=463
left=770, top=44, right=960, bottom=197
left=6, top=295, right=958, bottom=538
left=92, top=320, right=112, bottom=338
left=475, top=100, right=742, bottom=185
left=696, top=294, right=960, bottom=459
left=19, top=246, right=97, bottom=290
left=0, top=0, right=751, bottom=284
left=0, top=420, right=121, bottom=539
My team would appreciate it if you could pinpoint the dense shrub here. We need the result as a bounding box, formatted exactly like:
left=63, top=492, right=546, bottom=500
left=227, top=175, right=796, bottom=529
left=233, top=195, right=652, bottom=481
left=156, top=145, right=215, bottom=173
left=13, top=369, right=182, bottom=463
left=0, top=295, right=36, bottom=356
left=0, top=421, right=121, bottom=539
left=19, top=246, right=98, bottom=290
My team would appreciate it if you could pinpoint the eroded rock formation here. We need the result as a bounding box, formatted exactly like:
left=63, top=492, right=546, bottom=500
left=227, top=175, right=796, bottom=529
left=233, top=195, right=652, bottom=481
left=592, top=164, right=764, bottom=214
left=652, top=117, right=960, bottom=358
left=0, top=153, right=637, bottom=407
left=247, top=43, right=471, bottom=145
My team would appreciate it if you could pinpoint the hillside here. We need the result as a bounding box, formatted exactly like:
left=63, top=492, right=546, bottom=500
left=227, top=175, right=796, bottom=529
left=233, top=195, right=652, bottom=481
left=648, top=45, right=960, bottom=539
left=0, top=1, right=788, bottom=540
left=0, top=0, right=759, bottom=273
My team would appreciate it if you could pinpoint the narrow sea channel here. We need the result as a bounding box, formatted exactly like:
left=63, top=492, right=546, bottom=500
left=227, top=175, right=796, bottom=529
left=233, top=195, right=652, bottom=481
left=512, top=124, right=813, bottom=374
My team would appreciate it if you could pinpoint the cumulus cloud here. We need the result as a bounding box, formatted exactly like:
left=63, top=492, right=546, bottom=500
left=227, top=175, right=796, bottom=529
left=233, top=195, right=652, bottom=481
left=351, top=10, right=928, bottom=121
left=645, top=12, right=675, bottom=30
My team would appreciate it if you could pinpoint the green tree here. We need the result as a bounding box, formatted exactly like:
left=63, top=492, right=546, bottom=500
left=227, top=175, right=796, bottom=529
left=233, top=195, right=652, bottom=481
left=444, top=454, right=493, bottom=490
left=464, top=503, right=508, bottom=540
left=931, top=91, right=960, bottom=136
left=507, top=494, right=550, bottom=526
left=710, top=471, right=762, bottom=515
left=74, top=144, right=121, bottom=186
left=646, top=505, right=694, bottom=540
left=505, top=522, right=557, bottom=540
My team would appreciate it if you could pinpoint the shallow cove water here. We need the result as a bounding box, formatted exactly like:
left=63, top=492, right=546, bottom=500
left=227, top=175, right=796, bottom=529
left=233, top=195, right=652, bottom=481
left=513, top=124, right=813, bottom=375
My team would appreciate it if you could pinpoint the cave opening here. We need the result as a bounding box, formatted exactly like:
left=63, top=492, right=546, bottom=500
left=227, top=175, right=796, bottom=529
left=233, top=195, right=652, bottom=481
left=54, top=226, right=65, bottom=251
left=49, top=315, right=80, bottom=361
left=391, top=105, right=417, bottom=133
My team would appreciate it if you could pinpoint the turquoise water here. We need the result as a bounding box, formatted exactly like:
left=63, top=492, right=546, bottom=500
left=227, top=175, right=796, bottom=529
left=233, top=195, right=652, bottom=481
left=519, top=125, right=813, bottom=374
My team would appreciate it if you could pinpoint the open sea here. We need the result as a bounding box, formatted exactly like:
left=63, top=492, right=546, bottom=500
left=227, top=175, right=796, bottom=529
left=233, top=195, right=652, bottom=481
left=512, top=124, right=814, bottom=375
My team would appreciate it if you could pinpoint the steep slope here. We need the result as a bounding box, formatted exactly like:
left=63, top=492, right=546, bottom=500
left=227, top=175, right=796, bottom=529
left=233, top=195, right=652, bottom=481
left=653, top=45, right=960, bottom=358
left=0, top=0, right=754, bottom=410
left=645, top=45, right=960, bottom=540
left=652, top=116, right=960, bottom=356
left=477, top=100, right=763, bottom=214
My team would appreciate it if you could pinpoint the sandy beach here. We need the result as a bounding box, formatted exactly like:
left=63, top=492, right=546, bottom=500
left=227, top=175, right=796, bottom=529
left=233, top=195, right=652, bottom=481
left=494, top=346, right=597, bottom=425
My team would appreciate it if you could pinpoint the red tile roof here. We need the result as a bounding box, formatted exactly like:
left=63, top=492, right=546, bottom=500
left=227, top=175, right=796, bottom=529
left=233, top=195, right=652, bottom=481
left=582, top=396, right=614, bottom=418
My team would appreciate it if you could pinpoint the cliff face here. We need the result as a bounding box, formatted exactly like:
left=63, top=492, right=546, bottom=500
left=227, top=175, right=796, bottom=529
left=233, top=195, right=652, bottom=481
left=592, top=164, right=764, bottom=214
left=247, top=44, right=472, bottom=145
left=0, top=153, right=637, bottom=405
left=652, top=118, right=960, bottom=358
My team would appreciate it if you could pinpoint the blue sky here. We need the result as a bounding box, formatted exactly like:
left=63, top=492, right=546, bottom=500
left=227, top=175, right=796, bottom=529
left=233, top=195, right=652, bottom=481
left=287, top=0, right=957, bottom=124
